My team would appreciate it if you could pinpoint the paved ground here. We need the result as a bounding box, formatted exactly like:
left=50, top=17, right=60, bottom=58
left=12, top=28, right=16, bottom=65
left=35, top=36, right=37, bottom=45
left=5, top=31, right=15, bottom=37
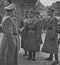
left=0, top=33, right=60, bottom=65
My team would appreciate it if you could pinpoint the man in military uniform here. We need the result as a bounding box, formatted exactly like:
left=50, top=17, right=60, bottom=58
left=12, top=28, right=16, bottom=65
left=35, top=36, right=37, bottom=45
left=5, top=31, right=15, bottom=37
left=24, top=11, right=42, bottom=61
left=0, top=3, right=17, bottom=65
left=42, top=7, right=59, bottom=65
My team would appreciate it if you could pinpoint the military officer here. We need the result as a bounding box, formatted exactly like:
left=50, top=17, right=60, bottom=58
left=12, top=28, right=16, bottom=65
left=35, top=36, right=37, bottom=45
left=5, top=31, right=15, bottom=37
left=0, top=3, right=17, bottom=65
left=42, top=7, right=59, bottom=65
left=24, top=11, right=42, bottom=61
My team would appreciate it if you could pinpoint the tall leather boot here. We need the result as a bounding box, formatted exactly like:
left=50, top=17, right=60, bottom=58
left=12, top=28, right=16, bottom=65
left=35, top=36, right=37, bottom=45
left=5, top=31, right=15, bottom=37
left=52, top=54, right=59, bottom=65
left=27, top=51, right=32, bottom=60
left=32, top=52, right=36, bottom=61
left=23, top=50, right=27, bottom=56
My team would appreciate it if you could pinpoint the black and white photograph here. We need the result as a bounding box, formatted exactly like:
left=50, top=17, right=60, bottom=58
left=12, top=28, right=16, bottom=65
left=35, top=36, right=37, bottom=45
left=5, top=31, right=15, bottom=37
left=0, top=0, right=60, bottom=65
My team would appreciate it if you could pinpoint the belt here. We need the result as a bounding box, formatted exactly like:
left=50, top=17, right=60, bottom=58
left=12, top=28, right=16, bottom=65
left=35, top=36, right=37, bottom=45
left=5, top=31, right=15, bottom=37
left=3, top=32, right=12, bottom=35
left=28, top=30, right=36, bottom=32
left=27, top=28, right=36, bottom=31
left=48, top=27, right=53, bottom=30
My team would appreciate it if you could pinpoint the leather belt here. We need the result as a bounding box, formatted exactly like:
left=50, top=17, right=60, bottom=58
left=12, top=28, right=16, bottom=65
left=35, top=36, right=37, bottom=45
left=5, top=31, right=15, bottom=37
left=48, top=27, right=53, bottom=30
left=27, top=28, right=36, bottom=31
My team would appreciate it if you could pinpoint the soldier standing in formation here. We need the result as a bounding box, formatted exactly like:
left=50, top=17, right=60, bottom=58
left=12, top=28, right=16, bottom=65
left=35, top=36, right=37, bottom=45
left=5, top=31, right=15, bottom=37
left=42, top=7, right=59, bottom=65
left=0, top=3, right=17, bottom=65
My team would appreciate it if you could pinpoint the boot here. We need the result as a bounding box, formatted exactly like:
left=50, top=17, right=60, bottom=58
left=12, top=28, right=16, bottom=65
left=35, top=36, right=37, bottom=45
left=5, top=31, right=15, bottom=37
left=27, top=51, right=32, bottom=60
left=52, top=61, right=59, bottom=65
left=55, top=54, right=59, bottom=63
left=32, top=52, right=36, bottom=61
left=23, top=50, right=27, bottom=56
left=52, top=54, right=59, bottom=65
left=45, top=54, right=53, bottom=61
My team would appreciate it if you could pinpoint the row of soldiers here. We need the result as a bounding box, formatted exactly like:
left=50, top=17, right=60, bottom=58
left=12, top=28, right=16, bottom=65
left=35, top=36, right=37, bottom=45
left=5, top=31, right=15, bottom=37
left=0, top=3, right=60, bottom=65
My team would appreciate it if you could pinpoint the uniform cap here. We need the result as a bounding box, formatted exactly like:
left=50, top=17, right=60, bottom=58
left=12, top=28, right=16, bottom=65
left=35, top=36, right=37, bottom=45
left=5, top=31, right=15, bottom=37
left=5, top=3, right=16, bottom=10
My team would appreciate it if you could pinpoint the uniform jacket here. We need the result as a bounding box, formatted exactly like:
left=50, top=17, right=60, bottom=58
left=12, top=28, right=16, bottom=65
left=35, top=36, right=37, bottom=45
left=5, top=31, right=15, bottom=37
left=21, top=18, right=42, bottom=52
left=0, top=16, right=17, bottom=65
left=42, top=16, right=58, bottom=54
